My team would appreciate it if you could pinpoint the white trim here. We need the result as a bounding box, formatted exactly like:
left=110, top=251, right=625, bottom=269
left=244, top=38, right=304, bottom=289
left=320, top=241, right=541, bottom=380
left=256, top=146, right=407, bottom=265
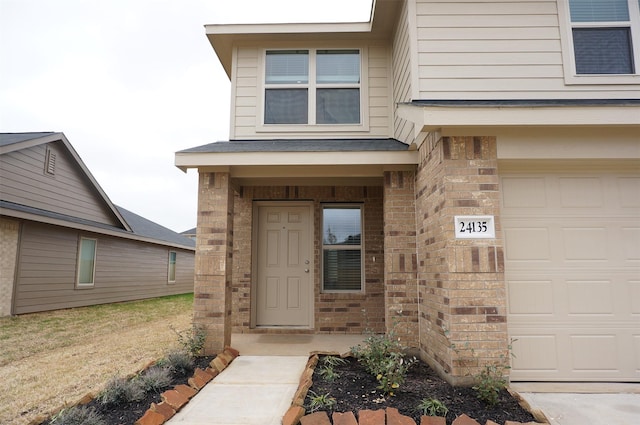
left=557, top=0, right=640, bottom=85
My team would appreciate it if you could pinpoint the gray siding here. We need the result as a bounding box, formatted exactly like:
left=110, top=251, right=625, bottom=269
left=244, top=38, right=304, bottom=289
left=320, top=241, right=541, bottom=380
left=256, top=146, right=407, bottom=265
left=0, top=141, right=121, bottom=226
left=13, top=221, right=194, bottom=314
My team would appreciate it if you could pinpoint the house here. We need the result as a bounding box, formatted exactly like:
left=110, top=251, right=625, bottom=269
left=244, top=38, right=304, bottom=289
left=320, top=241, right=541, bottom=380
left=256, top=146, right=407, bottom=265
left=175, top=0, right=640, bottom=384
left=0, top=132, right=195, bottom=316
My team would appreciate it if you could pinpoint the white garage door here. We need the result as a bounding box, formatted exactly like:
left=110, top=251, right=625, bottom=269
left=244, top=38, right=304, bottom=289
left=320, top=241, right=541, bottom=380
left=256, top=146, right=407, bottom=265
left=502, top=168, right=640, bottom=381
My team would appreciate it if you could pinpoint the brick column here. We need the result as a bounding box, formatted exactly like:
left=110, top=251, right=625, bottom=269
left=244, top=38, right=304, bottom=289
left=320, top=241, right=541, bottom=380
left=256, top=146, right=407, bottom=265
left=0, top=217, right=19, bottom=317
left=383, top=170, right=419, bottom=347
left=415, top=135, right=507, bottom=385
left=194, top=172, right=234, bottom=354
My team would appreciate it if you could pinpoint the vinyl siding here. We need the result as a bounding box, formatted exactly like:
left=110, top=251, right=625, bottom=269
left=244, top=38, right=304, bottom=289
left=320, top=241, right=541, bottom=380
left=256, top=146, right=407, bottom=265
left=231, top=43, right=392, bottom=139
left=415, top=0, right=640, bottom=99
left=13, top=221, right=194, bottom=314
left=392, top=0, right=415, bottom=144
left=0, top=141, right=121, bottom=226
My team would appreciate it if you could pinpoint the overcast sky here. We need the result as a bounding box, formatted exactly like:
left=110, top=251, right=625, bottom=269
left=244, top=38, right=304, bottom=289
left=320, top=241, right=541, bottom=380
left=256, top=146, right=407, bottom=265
left=0, top=0, right=372, bottom=233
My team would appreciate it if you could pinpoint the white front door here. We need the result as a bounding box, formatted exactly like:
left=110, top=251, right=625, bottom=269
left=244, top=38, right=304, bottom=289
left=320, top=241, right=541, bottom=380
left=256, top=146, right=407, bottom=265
left=255, top=203, right=313, bottom=327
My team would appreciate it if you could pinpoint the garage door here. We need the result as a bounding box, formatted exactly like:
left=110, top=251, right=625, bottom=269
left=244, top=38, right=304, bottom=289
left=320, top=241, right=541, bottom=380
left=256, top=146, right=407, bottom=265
left=501, top=169, right=640, bottom=381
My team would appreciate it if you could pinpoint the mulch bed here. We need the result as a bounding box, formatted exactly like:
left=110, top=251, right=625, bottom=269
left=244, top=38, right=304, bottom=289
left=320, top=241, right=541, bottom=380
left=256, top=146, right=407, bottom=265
left=42, top=356, right=215, bottom=425
left=305, top=355, right=539, bottom=424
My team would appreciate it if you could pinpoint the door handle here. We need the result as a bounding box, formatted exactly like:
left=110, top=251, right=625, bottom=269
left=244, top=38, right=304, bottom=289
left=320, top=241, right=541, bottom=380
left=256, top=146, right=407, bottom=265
left=304, top=269, right=309, bottom=273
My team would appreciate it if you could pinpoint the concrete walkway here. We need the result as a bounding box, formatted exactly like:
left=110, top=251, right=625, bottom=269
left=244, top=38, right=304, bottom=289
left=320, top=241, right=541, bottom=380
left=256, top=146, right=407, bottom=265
left=166, top=355, right=308, bottom=425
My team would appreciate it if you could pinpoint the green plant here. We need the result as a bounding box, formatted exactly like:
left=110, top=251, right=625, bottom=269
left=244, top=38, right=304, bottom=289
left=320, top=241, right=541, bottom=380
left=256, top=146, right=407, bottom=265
left=159, top=348, right=196, bottom=377
left=351, top=326, right=415, bottom=395
left=138, top=365, right=173, bottom=393
left=321, top=355, right=347, bottom=368
left=306, top=391, right=336, bottom=413
left=317, top=355, right=347, bottom=382
left=97, top=376, right=145, bottom=406
left=417, top=398, right=449, bottom=417
left=374, top=351, right=416, bottom=395
left=171, top=324, right=206, bottom=356
left=50, top=406, right=106, bottom=425
left=472, top=363, right=508, bottom=406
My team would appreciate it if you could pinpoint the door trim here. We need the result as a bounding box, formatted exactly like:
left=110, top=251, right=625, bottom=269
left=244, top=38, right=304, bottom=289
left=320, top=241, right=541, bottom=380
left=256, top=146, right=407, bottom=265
left=250, top=201, right=315, bottom=329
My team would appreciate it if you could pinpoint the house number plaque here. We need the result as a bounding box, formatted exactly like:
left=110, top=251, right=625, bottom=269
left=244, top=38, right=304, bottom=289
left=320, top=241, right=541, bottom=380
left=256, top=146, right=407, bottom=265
left=454, top=215, right=495, bottom=239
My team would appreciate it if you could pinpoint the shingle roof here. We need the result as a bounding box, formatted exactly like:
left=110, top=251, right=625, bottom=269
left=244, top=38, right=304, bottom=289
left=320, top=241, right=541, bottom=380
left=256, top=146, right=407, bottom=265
left=178, top=138, right=410, bottom=153
left=116, top=206, right=195, bottom=248
left=0, top=132, right=56, bottom=147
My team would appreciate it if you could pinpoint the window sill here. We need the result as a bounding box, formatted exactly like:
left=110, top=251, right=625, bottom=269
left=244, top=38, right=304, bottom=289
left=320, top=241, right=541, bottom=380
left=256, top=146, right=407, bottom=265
left=563, top=73, right=640, bottom=85
left=257, top=123, right=370, bottom=133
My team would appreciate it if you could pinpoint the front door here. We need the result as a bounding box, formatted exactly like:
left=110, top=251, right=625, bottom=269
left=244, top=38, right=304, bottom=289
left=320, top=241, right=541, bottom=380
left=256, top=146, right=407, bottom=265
left=255, top=203, right=313, bottom=327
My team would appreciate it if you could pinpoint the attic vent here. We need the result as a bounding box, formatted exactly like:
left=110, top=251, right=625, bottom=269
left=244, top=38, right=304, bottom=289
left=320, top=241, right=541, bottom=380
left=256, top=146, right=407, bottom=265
left=44, top=148, right=56, bottom=175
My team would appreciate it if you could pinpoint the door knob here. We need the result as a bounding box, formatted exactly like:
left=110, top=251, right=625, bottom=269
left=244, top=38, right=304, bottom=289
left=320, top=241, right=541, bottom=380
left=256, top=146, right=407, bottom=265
left=304, top=269, right=309, bottom=273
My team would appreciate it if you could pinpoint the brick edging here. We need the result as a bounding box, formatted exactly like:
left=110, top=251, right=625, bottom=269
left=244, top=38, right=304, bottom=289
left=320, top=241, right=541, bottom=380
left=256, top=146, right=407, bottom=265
left=134, top=346, right=240, bottom=425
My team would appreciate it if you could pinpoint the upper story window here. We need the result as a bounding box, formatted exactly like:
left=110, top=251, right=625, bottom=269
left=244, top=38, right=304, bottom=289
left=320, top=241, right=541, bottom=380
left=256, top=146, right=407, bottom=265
left=264, top=49, right=361, bottom=126
left=560, top=0, right=640, bottom=82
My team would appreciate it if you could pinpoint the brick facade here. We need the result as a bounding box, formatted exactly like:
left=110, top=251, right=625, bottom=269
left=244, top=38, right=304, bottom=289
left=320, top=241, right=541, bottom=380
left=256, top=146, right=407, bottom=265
left=194, top=172, right=234, bottom=354
left=0, top=217, right=19, bottom=317
left=415, top=134, right=508, bottom=384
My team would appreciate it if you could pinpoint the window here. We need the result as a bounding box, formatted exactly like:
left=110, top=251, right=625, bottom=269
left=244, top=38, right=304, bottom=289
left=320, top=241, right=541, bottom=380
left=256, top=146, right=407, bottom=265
left=561, top=0, right=640, bottom=79
left=322, top=205, right=363, bottom=292
left=263, top=49, right=361, bottom=126
left=77, top=237, right=97, bottom=286
left=168, top=251, right=177, bottom=283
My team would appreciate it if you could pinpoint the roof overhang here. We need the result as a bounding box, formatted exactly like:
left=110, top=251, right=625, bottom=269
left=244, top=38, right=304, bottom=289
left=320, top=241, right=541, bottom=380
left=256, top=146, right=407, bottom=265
left=398, top=100, right=640, bottom=132
left=206, top=0, right=402, bottom=77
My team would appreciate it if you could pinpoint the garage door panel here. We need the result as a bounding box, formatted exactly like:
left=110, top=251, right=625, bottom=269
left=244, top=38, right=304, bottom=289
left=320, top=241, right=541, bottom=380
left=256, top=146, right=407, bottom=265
left=503, top=171, right=640, bottom=381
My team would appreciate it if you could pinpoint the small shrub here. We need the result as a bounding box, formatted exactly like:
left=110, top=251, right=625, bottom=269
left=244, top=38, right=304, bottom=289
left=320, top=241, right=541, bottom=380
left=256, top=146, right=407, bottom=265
left=171, top=324, right=206, bottom=356
left=97, top=376, right=145, bottom=406
left=473, top=363, right=507, bottom=406
left=50, top=406, right=106, bottom=425
left=374, top=351, right=416, bottom=396
left=417, top=398, right=449, bottom=417
left=317, top=365, right=340, bottom=382
left=306, top=391, right=336, bottom=413
left=138, top=365, right=173, bottom=393
left=160, top=348, right=195, bottom=377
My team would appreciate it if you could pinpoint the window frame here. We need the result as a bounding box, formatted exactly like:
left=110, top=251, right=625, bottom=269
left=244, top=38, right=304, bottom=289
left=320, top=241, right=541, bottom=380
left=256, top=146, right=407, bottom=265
left=168, top=251, right=177, bottom=284
left=321, top=204, right=364, bottom=293
left=76, top=237, right=97, bottom=288
left=557, top=0, right=640, bottom=84
left=257, top=47, right=369, bottom=133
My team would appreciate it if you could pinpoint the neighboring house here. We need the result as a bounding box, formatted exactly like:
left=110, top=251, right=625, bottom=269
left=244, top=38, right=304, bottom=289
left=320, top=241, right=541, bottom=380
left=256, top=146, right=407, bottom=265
left=181, top=227, right=197, bottom=241
left=0, top=132, right=195, bottom=316
left=175, top=0, right=640, bottom=384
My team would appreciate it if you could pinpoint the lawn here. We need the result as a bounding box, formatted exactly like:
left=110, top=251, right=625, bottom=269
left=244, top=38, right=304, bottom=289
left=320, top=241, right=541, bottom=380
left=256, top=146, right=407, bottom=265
left=0, top=294, right=194, bottom=425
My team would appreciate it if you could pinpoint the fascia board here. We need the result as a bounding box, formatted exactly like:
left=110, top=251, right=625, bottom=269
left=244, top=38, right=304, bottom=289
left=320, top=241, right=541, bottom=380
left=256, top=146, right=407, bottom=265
left=397, top=104, right=640, bottom=130
left=175, top=150, right=418, bottom=170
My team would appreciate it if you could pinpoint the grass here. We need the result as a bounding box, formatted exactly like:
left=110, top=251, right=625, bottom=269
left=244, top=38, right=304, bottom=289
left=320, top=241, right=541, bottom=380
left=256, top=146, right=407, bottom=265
left=0, top=293, right=194, bottom=425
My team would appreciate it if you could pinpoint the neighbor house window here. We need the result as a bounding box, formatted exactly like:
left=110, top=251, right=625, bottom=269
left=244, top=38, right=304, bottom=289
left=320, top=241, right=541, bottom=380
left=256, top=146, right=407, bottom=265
left=77, top=237, right=97, bottom=286
left=168, top=251, right=177, bottom=283
left=566, top=0, right=639, bottom=74
left=264, top=49, right=361, bottom=125
left=322, top=205, right=363, bottom=292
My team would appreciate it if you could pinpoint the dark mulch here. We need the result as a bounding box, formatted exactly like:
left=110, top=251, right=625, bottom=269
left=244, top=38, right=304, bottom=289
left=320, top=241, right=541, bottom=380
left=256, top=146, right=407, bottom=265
left=44, top=356, right=214, bottom=425
left=306, top=356, right=538, bottom=425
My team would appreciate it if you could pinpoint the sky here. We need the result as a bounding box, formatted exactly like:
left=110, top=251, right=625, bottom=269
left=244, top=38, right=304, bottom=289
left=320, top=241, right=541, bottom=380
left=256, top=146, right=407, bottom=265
left=0, top=0, right=372, bottom=233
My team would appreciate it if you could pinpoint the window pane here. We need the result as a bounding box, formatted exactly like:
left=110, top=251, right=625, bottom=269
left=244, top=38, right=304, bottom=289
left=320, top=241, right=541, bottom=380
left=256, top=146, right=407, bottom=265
left=168, top=252, right=177, bottom=282
left=569, top=0, right=629, bottom=22
left=266, top=50, right=308, bottom=84
left=265, top=89, right=308, bottom=124
left=323, top=249, right=362, bottom=290
left=323, top=207, right=361, bottom=245
left=78, top=239, right=96, bottom=284
left=317, top=50, right=360, bottom=83
left=573, top=28, right=634, bottom=73
left=316, top=88, right=360, bottom=124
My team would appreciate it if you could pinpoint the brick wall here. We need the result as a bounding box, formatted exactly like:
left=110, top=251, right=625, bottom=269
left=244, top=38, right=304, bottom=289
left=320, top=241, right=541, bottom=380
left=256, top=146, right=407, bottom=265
left=415, top=134, right=508, bottom=384
left=194, top=172, right=234, bottom=354
left=0, top=217, right=19, bottom=317
left=231, top=185, right=385, bottom=335
left=383, top=171, right=419, bottom=347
